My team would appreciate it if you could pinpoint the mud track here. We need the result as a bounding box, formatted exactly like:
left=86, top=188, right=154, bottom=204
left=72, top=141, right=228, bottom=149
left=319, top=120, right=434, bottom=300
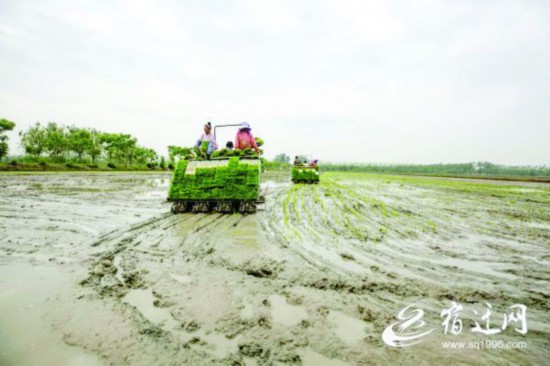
left=0, top=171, right=549, bottom=365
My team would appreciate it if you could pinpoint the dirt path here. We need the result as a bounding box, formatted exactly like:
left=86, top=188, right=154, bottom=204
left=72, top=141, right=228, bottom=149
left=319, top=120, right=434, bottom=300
left=0, top=172, right=548, bottom=365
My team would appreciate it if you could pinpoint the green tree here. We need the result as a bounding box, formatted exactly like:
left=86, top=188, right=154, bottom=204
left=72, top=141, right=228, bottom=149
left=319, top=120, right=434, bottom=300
left=125, top=137, right=138, bottom=165
left=273, top=153, right=290, bottom=164
left=86, top=129, right=103, bottom=164
left=0, top=118, right=16, bottom=161
left=44, top=122, right=67, bottom=160
left=101, top=133, right=137, bottom=165
left=67, top=126, right=93, bottom=161
left=168, top=145, right=192, bottom=162
left=134, top=147, right=158, bottom=166
left=18, top=122, right=160, bottom=168
left=20, top=122, right=47, bottom=157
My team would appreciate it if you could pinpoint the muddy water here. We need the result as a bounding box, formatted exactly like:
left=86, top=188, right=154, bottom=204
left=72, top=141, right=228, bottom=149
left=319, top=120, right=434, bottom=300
left=0, top=261, right=103, bottom=366
left=0, top=171, right=549, bottom=365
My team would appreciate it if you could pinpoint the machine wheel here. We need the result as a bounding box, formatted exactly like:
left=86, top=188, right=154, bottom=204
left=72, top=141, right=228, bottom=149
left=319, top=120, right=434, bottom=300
left=192, top=202, right=211, bottom=213
left=171, top=202, right=188, bottom=214
left=213, top=201, right=233, bottom=213
left=239, top=202, right=257, bottom=214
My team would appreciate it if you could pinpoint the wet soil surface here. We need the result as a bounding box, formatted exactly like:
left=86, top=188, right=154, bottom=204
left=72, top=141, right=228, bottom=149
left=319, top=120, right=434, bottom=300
left=0, top=171, right=549, bottom=365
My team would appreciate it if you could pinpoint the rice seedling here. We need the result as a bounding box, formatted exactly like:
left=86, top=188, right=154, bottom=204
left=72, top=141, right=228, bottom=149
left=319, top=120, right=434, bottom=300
left=168, top=157, right=260, bottom=201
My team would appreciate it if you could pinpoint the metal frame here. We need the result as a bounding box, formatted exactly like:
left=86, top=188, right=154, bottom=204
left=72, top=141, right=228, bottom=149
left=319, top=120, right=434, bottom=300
left=213, top=123, right=243, bottom=140
left=212, top=123, right=260, bottom=160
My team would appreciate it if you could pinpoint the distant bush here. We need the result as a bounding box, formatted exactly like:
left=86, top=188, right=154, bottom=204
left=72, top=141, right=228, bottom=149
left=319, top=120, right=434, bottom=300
left=8, top=160, right=17, bottom=166
left=88, top=164, right=98, bottom=168
left=107, top=162, right=116, bottom=169
left=168, top=163, right=174, bottom=170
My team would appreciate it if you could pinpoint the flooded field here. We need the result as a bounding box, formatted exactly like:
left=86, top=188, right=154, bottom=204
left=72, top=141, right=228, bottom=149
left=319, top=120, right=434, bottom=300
left=1, top=171, right=549, bottom=365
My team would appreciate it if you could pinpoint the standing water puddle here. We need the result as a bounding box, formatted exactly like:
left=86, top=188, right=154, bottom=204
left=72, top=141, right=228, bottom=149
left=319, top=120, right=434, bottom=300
left=197, top=332, right=241, bottom=359
left=0, top=262, right=104, bottom=366
left=243, top=357, right=258, bottom=366
left=122, top=289, right=179, bottom=331
left=327, top=311, right=367, bottom=344
left=269, top=295, right=308, bottom=327
left=170, top=274, right=192, bottom=284
left=123, top=287, right=238, bottom=359
left=240, top=301, right=254, bottom=319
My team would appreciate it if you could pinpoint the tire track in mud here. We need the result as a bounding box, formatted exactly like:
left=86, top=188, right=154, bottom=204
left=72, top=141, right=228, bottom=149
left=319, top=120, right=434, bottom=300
left=79, top=208, right=315, bottom=364
left=75, top=173, right=391, bottom=364
left=77, top=210, right=242, bottom=365
left=89, top=212, right=177, bottom=247
left=81, top=212, right=188, bottom=296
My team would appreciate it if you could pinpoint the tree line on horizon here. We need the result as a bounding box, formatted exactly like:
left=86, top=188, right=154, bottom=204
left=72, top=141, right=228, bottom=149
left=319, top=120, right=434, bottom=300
left=2, top=118, right=548, bottom=177
left=13, top=121, right=159, bottom=167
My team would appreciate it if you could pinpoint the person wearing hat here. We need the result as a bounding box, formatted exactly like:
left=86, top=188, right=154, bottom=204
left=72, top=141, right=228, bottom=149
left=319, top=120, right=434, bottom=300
left=195, top=121, right=218, bottom=156
left=234, top=122, right=260, bottom=153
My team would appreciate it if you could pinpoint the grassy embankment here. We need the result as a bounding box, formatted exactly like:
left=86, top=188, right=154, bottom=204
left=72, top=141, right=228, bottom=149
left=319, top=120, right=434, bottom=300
left=0, top=161, right=167, bottom=172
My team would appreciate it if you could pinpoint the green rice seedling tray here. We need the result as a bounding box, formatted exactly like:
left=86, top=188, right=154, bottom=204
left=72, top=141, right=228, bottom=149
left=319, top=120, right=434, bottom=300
left=168, top=157, right=262, bottom=207
left=292, top=166, right=320, bottom=184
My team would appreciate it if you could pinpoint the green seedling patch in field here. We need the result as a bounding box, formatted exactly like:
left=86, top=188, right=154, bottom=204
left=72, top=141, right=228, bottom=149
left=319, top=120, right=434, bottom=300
left=168, top=157, right=260, bottom=201
left=292, top=166, right=320, bottom=182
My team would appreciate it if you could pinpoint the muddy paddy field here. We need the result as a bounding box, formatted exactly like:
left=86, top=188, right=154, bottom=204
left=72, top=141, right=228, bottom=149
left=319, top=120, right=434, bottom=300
left=0, top=171, right=549, bottom=365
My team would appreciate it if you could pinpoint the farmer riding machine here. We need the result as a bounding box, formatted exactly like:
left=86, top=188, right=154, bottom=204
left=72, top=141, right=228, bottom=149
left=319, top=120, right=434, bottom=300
left=292, top=155, right=320, bottom=184
left=167, top=124, right=264, bottom=214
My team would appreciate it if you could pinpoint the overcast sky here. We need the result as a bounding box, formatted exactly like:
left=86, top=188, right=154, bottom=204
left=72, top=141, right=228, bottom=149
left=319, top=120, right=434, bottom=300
left=1, top=0, right=549, bottom=164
